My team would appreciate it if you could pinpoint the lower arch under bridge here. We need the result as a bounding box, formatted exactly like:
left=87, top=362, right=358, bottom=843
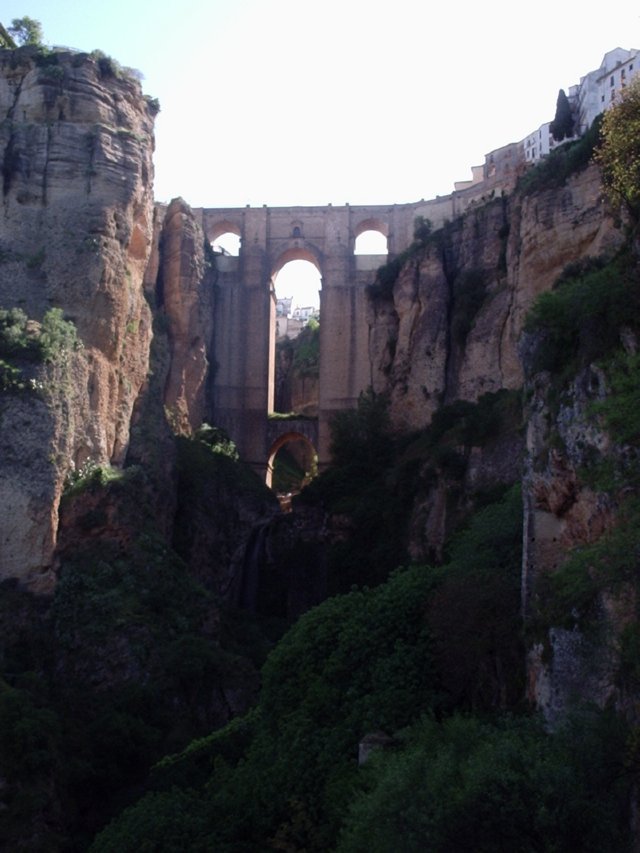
left=265, top=418, right=319, bottom=490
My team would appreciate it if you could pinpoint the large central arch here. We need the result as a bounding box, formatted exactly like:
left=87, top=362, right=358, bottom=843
left=199, top=199, right=455, bottom=477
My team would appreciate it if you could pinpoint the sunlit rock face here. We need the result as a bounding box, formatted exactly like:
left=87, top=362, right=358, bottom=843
left=152, top=197, right=216, bottom=434
left=368, top=165, right=621, bottom=432
left=0, top=47, right=156, bottom=590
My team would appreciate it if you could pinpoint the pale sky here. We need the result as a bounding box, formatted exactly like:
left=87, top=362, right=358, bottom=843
left=3, top=1, right=639, bottom=307
left=4, top=1, right=639, bottom=208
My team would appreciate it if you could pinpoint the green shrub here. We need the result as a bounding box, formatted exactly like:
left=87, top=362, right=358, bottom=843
left=595, top=77, right=640, bottom=218
left=367, top=254, right=406, bottom=299
left=337, top=709, right=632, bottom=853
left=593, top=350, right=640, bottom=446
left=194, top=423, right=239, bottom=460
left=524, top=249, right=639, bottom=377
left=536, top=499, right=640, bottom=633
left=517, top=116, right=602, bottom=196
left=427, top=484, right=524, bottom=710
left=63, top=460, right=127, bottom=497
left=292, top=317, right=320, bottom=378
left=0, top=307, right=39, bottom=360
left=39, top=307, right=80, bottom=361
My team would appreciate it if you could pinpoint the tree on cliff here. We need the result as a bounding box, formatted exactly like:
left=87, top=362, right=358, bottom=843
left=7, top=16, right=43, bottom=46
left=549, top=89, right=574, bottom=141
left=0, top=23, right=17, bottom=48
left=595, top=76, right=640, bottom=221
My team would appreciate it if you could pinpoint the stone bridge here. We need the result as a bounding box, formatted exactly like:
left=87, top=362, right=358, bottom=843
left=192, top=197, right=461, bottom=478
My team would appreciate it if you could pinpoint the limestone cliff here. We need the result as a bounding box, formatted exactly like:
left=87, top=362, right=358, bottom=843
left=368, top=165, right=621, bottom=430
left=0, top=47, right=156, bottom=590
left=366, top=163, right=625, bottom=567
left=153, top=198, right=217, bottom=434
left=522, top=365, right=622, bottom=722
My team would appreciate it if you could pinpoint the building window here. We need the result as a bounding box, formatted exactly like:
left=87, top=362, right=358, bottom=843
left=292, top=226, right=301, bottom=238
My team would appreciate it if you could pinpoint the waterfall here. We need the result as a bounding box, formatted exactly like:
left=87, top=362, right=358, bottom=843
left=237, top=522, right=270, bottom=612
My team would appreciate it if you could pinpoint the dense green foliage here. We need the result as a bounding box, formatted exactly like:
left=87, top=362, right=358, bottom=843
left=594, top=350, right=640, bottom=448
left=300, top=387, right=521, bottom=592
left=537, top=499, right=640, bottom=634
left=517, top=115, right=602, bottom=196
left=521, top=195, right=640, bottom=750
left=0, top=306, right=79, bottom=391
left=8, top=15, right=43, bottom=46
left=595, top=76, right=640, bottom=218
left=524, top=249, right=640, bottom=378
left=337, top=710, right=632, bottom=852
left=274, top=319, right=320, bottom=414
left=427, top=485, right=524, bottom=710
left=292, top=316, right=320, bottom=378
left=271, top=444, right=306, bottom=493
left=93, top=485, right=525, bottom=852
left=549, top=88, right=574, bottom=142
left=0, top=526, right=261, bottom=851
left=93, top=484, right=634, bottom=852
left=194, top=422, right=239, bottom=460
left=0, top=438, right=277, bottom=851
left=302, top=389, right=409, bottom=590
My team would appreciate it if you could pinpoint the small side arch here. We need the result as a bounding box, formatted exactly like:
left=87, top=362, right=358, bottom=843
left=353, top=218, right=389, bottom=255
left=208, top=220, right=242, bottom=256
left=353, top=217, right=389, bottom=240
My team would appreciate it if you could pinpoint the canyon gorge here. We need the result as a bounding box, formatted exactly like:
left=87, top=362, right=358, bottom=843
left=1, top=43, right=639, bottom=851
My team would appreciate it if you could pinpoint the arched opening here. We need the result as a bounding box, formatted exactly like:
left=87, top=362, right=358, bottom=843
left=354, top=219, right=389, bottom=255
left=354, top=230, right=388, bottom=254
left=270, top=252, right=321, bottom=416
left=267, top=432, right=318, bottom=508
left=212, top=232, right=241, bottom=256
left=209, top=221, right=241, bottom=256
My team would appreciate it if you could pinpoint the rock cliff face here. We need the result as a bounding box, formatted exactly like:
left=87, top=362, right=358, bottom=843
left=366, top=164, right=628, bottom=583
left=154, top=198, right=216, bottom=434
left=369, top=166, right=621, bottom=430
left=0, top=47, right=156, bottom=590
left=1, top=44, right=635, bottom=733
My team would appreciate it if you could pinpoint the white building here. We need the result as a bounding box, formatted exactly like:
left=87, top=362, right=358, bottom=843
left=523, top=122, right=556, bottom=165
left=276, top=296, right=293, bottom=317
left=292, top=305, right=317, bottom=322
left=522, top=47, right=639, bottom=164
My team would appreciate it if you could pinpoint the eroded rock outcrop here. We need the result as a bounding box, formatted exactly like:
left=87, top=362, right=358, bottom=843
left=0, top=47, right=156, bottom=590
left=366, top=164, right=627, bottom=578
left=154, top=197, right=217, bottom=433
left=368, top=165, right=622, bottom=432
left=519, top=342, right=640, bottom=724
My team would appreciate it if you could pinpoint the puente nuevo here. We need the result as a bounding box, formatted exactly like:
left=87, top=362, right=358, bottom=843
left=194, top=198, right=467, bottom=479
left=191, top=46, right=640, bottom=482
